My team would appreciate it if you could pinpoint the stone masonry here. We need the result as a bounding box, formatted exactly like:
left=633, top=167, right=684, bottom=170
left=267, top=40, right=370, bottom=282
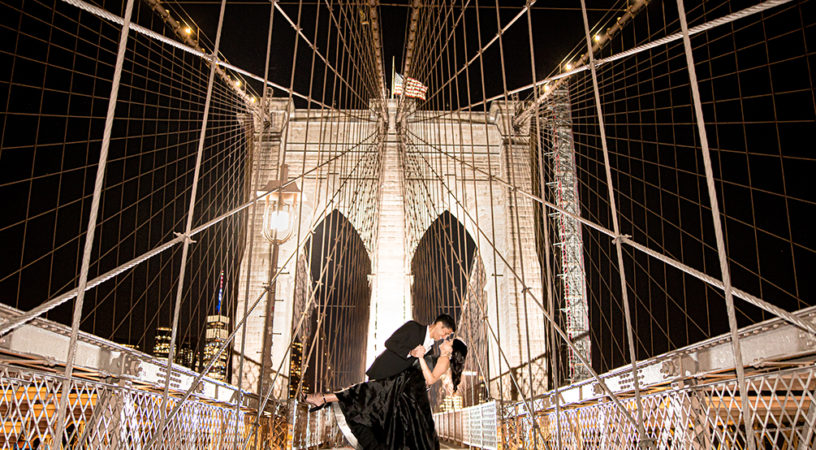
left=234, top=98, right=549, bottom=401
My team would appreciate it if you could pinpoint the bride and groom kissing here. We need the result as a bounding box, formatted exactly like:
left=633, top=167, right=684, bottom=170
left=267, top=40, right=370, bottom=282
left=305, top=314, right=468, bottom=449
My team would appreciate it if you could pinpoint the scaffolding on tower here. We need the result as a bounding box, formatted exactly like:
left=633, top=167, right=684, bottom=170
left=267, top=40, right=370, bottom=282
left=543, top=88, right=591, bottom=383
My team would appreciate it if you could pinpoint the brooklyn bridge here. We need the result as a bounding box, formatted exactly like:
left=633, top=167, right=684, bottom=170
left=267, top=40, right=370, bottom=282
left=0, top=0, right=814, bottom=448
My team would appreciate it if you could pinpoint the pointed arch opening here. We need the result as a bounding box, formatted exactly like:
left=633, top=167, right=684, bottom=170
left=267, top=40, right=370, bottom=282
left=294, top=210, right=371, bottom=396
left=411, top=211, right=486, bottom=409
left=410, top=211, right=476, bottom=327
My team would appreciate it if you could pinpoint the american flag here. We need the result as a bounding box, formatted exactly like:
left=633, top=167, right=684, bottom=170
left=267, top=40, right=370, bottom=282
left=393, top=73, right=428, bottom=101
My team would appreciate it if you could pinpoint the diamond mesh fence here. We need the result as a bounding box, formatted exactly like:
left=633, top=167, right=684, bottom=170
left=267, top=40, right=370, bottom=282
left=0, top=363, right=300, bottom=449
left=486, top=365, right=815, bottom=449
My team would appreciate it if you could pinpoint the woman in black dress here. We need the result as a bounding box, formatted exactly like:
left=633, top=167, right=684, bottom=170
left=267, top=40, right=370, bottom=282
left=304, top=338, right=468, bottom=449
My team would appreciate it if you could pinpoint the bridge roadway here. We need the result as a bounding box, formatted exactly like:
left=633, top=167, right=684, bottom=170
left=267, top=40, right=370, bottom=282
left=1, top=302, right=814, bottom=447
left=319, top=446, right=465, bottom=449
left=317, top=447, right=464, bottom=449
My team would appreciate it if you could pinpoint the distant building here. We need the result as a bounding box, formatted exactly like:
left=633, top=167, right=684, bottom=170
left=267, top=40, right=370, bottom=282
left=288, top=340, right=307, bottom=398
left=202, top=270, right=231, bottom=381
left=152, top=328, right=195, bottom=369
left=477, top=378, right=487, bottom=404
left=441, top=393, right=463, bottom=412
left=153, top=326, right=172, bottom=358
left=204, top=314, right=230, bottom=381
left=176, top=339, right=196, bottom=369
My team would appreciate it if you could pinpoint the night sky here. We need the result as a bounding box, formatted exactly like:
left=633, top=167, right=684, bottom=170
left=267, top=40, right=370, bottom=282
left=169, top=0, right=620, bottom=105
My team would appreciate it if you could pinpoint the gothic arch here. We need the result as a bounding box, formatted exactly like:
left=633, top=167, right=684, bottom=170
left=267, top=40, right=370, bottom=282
left=455, top=251, right=489, bottom=407
left=410, top=211, right=477, bottom=324
left=301, top=209, right=372, bottom=392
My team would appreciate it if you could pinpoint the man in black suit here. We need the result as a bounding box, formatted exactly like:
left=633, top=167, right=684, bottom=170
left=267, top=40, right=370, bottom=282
left=365, top=314, right=456, bottom=380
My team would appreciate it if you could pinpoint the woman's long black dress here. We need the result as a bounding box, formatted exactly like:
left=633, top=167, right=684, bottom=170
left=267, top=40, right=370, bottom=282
left=332, top=355, right=439, bottom=450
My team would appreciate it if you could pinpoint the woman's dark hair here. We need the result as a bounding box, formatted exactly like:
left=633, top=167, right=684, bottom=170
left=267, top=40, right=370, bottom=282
left=449, top=339, right=468, bottom=392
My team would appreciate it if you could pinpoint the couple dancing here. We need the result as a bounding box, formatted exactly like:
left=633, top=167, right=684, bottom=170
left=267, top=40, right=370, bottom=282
left=305, top=314, right=468, bottom=449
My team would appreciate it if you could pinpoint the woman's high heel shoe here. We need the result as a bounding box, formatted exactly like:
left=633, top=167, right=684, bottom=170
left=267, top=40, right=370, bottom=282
left=302, top=393, right=329, bottom=412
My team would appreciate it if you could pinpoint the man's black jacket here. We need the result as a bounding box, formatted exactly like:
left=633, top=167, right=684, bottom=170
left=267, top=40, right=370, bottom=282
left=365, top=320, right=426, bottom=380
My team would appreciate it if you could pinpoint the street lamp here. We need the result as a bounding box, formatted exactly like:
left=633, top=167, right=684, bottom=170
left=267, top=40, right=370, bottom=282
left=258, top=165, right=300, bottom=244
left=256, top=164, right=300, bottom=402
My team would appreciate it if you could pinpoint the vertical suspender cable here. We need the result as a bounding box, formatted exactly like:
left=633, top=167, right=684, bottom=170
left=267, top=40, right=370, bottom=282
left=233, top=126, right=261, bottom=449
left=289, top=1, right=325, bottom=431
left=578, top=0, right=650, bottom=445
left=674, top=0, right=756, bottom=448
left=159, top=0, right=229, bottom=437
left=490, top=2, right=539, bottom=445
left=455, top=0, right=494, bottom=397
left=524, top=2, right=563, bottom=446
left=233, top=4, right=278, bottom=446
left=255, top=0, right=302, bottom=425
left=52, top=0, right=137, bottom=444
left=448, top=10, right=484, bottom=425
left=291, top=0, right=338, bottom=420
left=468, top=0, right=506, bottom=426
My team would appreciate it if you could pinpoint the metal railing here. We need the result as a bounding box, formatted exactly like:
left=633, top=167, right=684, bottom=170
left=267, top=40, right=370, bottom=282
left=436, top=365, right=815, bottom=449
left=291, top=404, right=344, bottom=449
left=499, top=364, right=815, bottom=449
left=0, top=363, right=249, bottom=449
left=0, top=303, right=297, bottom=449
left=434, top=401, right=500, bottom=450
left=435, top=306, right=816, bottom=449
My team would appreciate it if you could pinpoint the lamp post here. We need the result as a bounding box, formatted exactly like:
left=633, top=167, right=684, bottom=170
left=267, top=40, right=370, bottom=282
left=257, top=164, right=300, bottom=399
left=260, top=165, right=300, bottom=244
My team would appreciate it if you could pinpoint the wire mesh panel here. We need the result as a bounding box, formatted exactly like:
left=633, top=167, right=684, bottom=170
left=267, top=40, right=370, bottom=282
left=0, top=363, right=255, bottom=449
left=434, top=401, right=499, bottom=450
left=291, top=403, right=346, bottom=449
left=525, top=365, right=816, bottom=449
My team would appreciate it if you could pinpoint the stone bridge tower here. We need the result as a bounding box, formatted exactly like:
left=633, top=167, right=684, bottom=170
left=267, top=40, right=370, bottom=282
left=234, top=98, right=550, bottom=400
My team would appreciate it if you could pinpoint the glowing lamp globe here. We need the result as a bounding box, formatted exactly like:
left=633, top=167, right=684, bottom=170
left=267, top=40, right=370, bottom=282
left=258, top=168, right=300, bottom=243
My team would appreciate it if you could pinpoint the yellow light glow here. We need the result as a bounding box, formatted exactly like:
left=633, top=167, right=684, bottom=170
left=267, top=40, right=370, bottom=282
left=183, top=26, right=193, bottom=35
left=565, top=62, right=573, bottom=71
left=250, top=96, right=257, bottom=103
left=544, top=84, right=551, bottom=93
left=594, top=34, right=601, bottom=42
left=234, top=79, right=242, bottom=88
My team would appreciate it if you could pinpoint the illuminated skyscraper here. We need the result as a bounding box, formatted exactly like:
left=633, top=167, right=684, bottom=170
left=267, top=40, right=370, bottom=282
left=153, top=327, right=172, bottom=358
left=176, top=339, right=196, bottom=369
left=288, top=340, right=307, bottom=398
left=204, top=271, right=230, bottom=381
left=441, top=393, right=463, bottom=412
left=204, top=315, right=229, bottom=380
left=154, top=329, right=195, bottom=369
